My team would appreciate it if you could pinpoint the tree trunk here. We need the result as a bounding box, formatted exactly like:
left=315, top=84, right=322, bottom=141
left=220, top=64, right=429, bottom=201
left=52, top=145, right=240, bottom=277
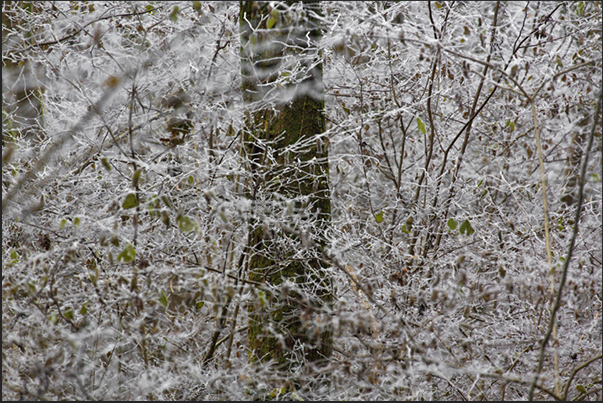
left=2, top=2, right=46, bottom=144
left=240, top=1, right=332, bottom=371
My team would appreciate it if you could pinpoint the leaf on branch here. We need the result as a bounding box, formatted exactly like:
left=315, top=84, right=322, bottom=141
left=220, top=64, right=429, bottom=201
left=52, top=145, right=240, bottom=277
left=132, top=169, right=142, bottom=188
left=417, top=117, right=426, bottom=134
left=375, top=211, right=384, bottom=223
left=117, top=243, right=136, bottom=263
left=177, top=215, right=195, bottom=233
left=266, top=15, right=277, bottom=29
left=159, top=290, right=169, bottom=308
left=169, top=5, right=180, bottom=22
left=100, top=157, right=111, bottom=171
left=123, top=193, right=139, bottom=209
left=459, top=219, right=475, bottom=235
left=192, top=1, right=201, bottom=13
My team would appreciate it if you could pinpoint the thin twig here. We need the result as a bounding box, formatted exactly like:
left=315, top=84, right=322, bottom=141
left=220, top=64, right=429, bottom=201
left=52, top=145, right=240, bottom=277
left=562, top=354, right=603, bottom=401
left=2, top=6, right=164, bottom=56
left=528, top=87, right=602, bottom=400
left=530, top=93, right=558, bottom=394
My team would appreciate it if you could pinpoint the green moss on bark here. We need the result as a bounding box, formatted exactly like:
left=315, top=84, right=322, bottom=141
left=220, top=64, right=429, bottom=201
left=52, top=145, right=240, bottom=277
left=241, top=1, right=332, bottom=371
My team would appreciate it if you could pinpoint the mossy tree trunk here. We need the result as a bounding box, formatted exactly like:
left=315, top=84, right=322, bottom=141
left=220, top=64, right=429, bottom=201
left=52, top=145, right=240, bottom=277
left=240, top=1, right=332, bottom=371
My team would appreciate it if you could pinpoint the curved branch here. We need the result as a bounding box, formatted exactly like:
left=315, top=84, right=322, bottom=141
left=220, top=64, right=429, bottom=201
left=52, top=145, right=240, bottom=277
left=562, top=354, right=603, bottom=401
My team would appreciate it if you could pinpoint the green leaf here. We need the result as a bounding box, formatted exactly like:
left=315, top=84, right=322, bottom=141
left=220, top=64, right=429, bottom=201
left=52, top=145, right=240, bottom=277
left=89, top=268, right=98, bottom=285
left=417, top=117, right=426, bottom=134
left=80, top=302, right=88, bottom=315
left=177, top=215, right=195, bottom=233
left=169, top=5, right=179, bottom=22
left=122, top=193, right=139, bottom=209
left=100, top=157, right=111, bottom=171
left=375, top=211, right=384, bottom=223
left=576, top=384, right=587, bottom=394
left=117, top=243, right=136, bottom=263
left=555, top=55, right=563, bottom=68
left=196, top=301, right=205, bottom=310
left=459, top=219, right=475, bottom=235
left=401, top=224, right=410, bottom=234
left=59, top=218, right=67, bottom=230
left=64, top=307, right=74, bottom=320
left=447, top=218, right=458, bottom=231
left=161, top=195, right=173, bottom=209
left=159, top=290, right=169, bottom=308
left=192, top=1, right=201, bottom=13
left=267, top=16, right=277, bottom=29
left=132, top=169, right=142, bottom=188
left=219, top=211, right=228, bottom=222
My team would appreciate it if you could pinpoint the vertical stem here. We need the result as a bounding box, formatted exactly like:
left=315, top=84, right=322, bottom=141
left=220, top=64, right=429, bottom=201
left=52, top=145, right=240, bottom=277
left=532, top=102, right=553, bottom=268
left=529, top=87, right=602, bottom=400
left=530, top=98, right=558, bottom=396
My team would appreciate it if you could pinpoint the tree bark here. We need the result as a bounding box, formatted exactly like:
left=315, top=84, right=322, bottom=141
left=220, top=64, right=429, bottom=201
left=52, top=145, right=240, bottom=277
left=2, top=2, right=46, bottom=143
left=240, top=1, right=332, bottom=371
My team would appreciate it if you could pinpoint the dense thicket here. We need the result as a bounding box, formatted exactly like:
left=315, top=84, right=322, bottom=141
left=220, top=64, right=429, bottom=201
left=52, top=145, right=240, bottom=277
left=2, top=1, right=601, bottom=400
